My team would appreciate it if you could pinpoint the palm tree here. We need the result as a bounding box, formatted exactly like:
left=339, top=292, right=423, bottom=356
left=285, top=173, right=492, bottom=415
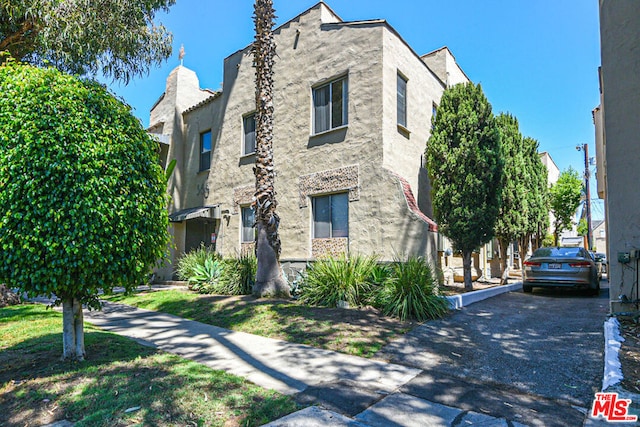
left=252, top=0, right=289, bottom=297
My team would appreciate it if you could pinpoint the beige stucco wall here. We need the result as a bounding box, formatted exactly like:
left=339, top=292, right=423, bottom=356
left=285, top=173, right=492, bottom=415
left=148, top=66, right=211, bottom=280
left=156, top=3, right=461, bottom=271
left=421, top=47, right=468, bottom=87
left=381, top=27, right=447, bottom=199
left=599, top=0, right=640, bottom=312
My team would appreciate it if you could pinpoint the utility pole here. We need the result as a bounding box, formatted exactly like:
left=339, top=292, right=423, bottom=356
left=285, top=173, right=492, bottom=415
left=576, top=143, right=592, bottom=250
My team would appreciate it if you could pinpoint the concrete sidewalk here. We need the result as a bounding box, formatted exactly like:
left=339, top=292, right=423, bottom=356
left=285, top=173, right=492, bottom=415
left=84, top=299, right=526, bottom=427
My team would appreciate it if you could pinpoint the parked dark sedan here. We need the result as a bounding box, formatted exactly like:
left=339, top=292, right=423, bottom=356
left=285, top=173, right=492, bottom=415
left=523, top=246, right=600, bottom=295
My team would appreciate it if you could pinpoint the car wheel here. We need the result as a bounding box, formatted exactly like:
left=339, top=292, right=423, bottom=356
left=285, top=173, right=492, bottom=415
left=590, top=281, right=601, bottom=297
left=523, top=284, right=532, bottom=293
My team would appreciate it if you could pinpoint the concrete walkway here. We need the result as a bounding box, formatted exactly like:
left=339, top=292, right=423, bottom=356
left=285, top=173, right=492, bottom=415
left=81, top=284, right=528, bottom=427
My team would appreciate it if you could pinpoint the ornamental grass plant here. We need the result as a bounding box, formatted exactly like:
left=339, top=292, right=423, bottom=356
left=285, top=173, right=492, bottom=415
left=298, top=254, right=379, bottom=308
left=217, top=252, right=258, bottom=295
left=374, top=255, right=449, bottom=321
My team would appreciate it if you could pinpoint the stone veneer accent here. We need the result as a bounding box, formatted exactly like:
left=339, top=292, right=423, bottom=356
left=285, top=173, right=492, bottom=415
left=312, top=238, right=349, bottom=258
left=298, top=165, right=360, bottom=208
left=233, top=185, right=255, bottom=214
left=241, top=242, right=255, bottom=256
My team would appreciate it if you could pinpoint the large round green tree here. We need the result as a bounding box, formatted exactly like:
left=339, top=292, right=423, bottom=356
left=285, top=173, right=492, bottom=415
left=0, top=62, right=170, bottom=360
left=426, top=82, right=503, bottom=290
left=550, top=167, right=582, bottom=245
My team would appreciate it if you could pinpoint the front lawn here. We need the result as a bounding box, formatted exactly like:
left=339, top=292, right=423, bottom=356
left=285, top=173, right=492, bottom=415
left=0, top=304, right=298, bottom=427
left=102, top=289, right=415, bottom=358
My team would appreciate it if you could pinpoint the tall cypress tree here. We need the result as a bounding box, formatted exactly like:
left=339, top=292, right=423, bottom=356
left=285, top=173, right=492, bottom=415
left=523, top=136, right=549, bottom=251
left=494, top=113, right=527, bottom=274
left=426, top=83, right=503, bottom=290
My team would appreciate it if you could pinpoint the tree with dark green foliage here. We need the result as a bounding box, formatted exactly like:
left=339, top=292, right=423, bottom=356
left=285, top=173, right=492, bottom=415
left=522, top=136, right=549, bottom=251
left=0, top=62, right=170, bottom=360
left=549, top=167, right=582, bottom=245
left=494, top=113, right=527, bottom=274
left=426, top=82, right=503, bottom=290
left=0, top=0, right=175, bottom=82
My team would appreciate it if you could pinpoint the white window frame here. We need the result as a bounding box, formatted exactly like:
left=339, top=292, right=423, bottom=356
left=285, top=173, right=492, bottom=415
left=242, top=113, right=256, bottom=156
left=312, top=192, right=349, bottom=239
left=240, top=206, right=255, bottom=243
left=199, top=130, right=212, bottom=171
left=397, top=72, right=408, bottom=129
left=312, top=75, right=348, bottom=135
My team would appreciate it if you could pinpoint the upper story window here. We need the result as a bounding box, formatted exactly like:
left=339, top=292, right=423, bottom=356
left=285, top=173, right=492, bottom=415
left=397, top=72, right=408, bottom=128
left=312, top=192, right=349, bottom=239
left=199, top=130, right=212, bottom=171
left=243, top=113, right=256, bottom=156
left=431, top=102, right=438, bottom=130
left=313, top=76, right=348, bottom=134
left=241, top=206, right=255, bottom=243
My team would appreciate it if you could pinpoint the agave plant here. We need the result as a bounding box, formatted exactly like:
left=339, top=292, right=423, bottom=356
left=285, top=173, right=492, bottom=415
left=189, top=257, right=222, bottom=284
left=176, top=245, right=223, bottom=293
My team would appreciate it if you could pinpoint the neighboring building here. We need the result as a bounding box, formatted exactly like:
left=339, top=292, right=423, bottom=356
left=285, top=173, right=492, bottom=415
left=592, top=219, right=606, bottom=253
left=150, top=2, right=470, bottom=280
left=596, top=0, right=640, bottom=312
left=539, top=151, right=560, bottom=238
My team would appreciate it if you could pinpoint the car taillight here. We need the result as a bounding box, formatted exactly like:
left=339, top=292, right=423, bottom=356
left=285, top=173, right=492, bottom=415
left=569, top=261, right=591, bottom=268
left=524, top=261, right=541, bottom=267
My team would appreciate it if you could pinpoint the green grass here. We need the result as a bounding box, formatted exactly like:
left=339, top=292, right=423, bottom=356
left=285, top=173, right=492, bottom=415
left=103, top=290, right=414, bottom=358
left=0, top=304, right=298, bottom=427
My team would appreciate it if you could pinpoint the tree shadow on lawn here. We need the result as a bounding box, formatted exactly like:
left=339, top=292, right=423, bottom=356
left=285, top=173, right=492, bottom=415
left=0, top=312, right=297, bottom=427
left=124, top=291, right=418, bottom=357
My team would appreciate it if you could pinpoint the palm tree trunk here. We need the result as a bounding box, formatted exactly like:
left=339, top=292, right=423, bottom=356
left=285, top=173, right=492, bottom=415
left=252, top=0, right=289, bottom=297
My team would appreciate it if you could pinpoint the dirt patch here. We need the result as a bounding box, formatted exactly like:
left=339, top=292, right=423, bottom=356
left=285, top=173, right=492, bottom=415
left=619, top=318, right=640, bottom=393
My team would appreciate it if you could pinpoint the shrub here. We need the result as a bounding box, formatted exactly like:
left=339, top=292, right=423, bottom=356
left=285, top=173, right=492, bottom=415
left=298, top=254, right=379, bottom=308
left=176, top=245, right=223, bottom=293
left=177, top=247, right=257, bottom=296
left=374, top=255, right=449, bottom=321
left=217, top=253, right=257, bottom=295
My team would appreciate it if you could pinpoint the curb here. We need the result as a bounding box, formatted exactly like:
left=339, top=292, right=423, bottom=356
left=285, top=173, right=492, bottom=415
left=445, top=282, right=522, bottom=310
left=602, top=317, right=624, bottom=390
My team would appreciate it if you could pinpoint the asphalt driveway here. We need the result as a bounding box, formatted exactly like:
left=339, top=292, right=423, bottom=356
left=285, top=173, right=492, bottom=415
left=377, top=281, right=610, bottom=426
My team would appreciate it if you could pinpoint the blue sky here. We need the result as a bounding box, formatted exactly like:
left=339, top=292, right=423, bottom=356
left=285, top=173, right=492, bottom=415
left=106, top=0, right=603, bottom=219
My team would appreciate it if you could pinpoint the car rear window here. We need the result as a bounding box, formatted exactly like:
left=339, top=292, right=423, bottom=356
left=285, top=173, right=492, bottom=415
left=532, top=247, right=582, bottom=258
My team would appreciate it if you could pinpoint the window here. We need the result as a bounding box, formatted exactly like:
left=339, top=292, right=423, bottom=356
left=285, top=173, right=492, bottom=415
left=243, top=114, right=256, bottom=155
left=312, top=193, right=348, bottom=238
left=241, top=206, right=255, bottom=243
left=397, top=73, right=407, bottom=128
left=199, top=130, right=211, bottom=171
left=431, top=102, right=438, bottom=130
left=313, top=76, right=348, bottom=134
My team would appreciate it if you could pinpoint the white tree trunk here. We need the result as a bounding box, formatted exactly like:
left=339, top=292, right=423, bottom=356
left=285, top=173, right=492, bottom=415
left=62, top=298, right=85, bottom=361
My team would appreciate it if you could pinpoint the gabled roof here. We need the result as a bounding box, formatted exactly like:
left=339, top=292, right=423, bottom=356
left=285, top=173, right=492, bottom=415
left=592, top=219, right=605, bottom=231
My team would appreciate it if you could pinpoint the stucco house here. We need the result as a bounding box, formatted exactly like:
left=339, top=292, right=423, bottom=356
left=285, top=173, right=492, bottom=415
left=149, top=2, right=470, bottom=280
left=595, top=0, right=640, bottom=312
